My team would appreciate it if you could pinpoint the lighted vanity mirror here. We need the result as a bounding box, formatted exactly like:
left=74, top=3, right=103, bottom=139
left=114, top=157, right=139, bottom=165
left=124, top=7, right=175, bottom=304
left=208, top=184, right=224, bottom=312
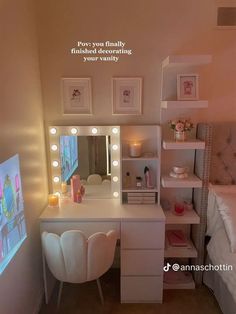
left=48, top=126, right=120, bottom=199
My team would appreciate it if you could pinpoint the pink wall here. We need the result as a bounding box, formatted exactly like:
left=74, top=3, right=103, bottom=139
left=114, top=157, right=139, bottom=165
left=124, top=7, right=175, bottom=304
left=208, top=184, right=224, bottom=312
left=36, top=0, right=236, bottom=126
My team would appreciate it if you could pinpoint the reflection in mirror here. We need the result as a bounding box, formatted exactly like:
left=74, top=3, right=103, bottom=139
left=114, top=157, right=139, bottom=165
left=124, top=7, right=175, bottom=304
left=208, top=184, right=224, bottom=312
left=60, top=136, right=78, bottom=183
left=60, top=136, right=111, bottom=184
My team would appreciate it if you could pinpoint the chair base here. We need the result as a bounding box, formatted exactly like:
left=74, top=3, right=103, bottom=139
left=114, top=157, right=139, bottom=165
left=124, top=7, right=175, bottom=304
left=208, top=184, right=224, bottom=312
left=96, top=278, right=104, bottom=305
left=57, top=281, right=63, bottom=308
left=56, top=279, right=104, bottom=308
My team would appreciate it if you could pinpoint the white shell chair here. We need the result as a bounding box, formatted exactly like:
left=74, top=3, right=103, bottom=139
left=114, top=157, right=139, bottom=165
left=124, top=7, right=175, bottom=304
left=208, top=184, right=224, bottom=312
left=42, top=230, right=117, bottom=307
left=87, top=174, right=102, bottom=185
left=102, top=179, right=111, bottom=185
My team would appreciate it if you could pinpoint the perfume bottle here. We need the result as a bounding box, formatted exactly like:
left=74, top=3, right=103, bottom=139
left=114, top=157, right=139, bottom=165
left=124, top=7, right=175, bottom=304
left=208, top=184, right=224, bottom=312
left=144, top=166, right=153, bottom=188
left=136, top=176, right=142, bottom=189
left=124, top=172, right=131, bottom=188
left=75, top=191, right=82, bottom=203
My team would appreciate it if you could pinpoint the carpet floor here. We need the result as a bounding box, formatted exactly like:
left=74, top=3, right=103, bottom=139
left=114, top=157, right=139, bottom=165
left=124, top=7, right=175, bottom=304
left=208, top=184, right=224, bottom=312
left=39, top=269, right=223, bottom=314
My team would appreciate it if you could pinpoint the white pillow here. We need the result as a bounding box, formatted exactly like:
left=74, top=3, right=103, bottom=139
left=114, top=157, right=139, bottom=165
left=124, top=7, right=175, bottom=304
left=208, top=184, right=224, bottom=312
left=216, top=192, right=236, bottom=253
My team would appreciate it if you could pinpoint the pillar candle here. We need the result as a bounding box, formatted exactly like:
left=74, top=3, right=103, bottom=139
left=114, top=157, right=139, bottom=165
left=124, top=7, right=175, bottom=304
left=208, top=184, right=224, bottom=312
left=48, top=194, right=59, bottom=207
left=129, top=142, right=142, bottom=157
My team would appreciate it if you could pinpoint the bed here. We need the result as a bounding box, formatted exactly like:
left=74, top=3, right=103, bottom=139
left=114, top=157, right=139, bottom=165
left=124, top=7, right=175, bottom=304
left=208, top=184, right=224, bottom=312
left=203, top=122, right=236, bottom=314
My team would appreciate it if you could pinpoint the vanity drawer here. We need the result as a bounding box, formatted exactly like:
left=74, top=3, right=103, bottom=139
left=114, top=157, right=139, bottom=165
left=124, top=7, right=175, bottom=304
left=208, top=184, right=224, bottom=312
left=121, top=276, right=163, bottom=303
left=121, top=222, right=164, bottom=249
left=121, top=250, right=164, bottom=276
left=40, top=221, right=120, bottom=238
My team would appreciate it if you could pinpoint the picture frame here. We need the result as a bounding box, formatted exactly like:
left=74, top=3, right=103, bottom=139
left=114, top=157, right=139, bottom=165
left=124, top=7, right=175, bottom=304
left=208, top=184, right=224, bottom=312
left=177, top=74, right=199, bottom=100
left=62, top=78, right=92, bottom=115
left=112, top=77, right=142, bottom=115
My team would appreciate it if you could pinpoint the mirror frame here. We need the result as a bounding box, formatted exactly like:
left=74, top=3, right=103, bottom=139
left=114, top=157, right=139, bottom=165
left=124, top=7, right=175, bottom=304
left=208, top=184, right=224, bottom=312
left=48, top=126, right=120, bottom=199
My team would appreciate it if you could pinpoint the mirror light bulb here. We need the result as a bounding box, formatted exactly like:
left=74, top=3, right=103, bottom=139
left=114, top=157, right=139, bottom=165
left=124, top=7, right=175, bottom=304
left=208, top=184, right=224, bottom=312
left=113, top=192, right=119, bottom=198
left=112, top=160, right=118, bottom=167
left=112, top=128, right=118, bottom=134
left=52, top=160, right=59, bottom=167
left=113, top=176, right=119, bottom=182
left=112, top=144, right=118, bottom=151
left=92, top=127, right=98, bottom=134
left=50, top=127, right=57, bottom=135
left=51, top=144, right=58, bottom=151
left=71, top=128, right=78, bottom=135
left=53, top=176, right=60, bottom=183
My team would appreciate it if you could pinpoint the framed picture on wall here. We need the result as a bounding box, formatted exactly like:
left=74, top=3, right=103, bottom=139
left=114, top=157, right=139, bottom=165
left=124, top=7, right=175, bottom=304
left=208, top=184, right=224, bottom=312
left=112, top=77, right=142, bottom=115
left=177, top=74, right=199, bottom=100
left=62, top=78, right=92, bottom=114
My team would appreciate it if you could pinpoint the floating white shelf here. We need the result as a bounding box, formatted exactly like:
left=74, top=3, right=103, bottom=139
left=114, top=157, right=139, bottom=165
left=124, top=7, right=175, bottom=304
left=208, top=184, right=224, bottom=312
left=161, top=174, right=202, bottom=188
left=163, top=280, right=195, bottom=290
left=163, top=269, right=195, bottom=290
left=164, top=209, right=200, bottom=224
left=162, top=55, right=212, bottom=68
left=165, top=238, right=198, bottom=258
left=122, top=156, right=159, bottom=161
left=122, top=187, right=158, bottom=192
left=161, top=100, right=208, bottom=109
left=162, top=140, right=205, bottom=150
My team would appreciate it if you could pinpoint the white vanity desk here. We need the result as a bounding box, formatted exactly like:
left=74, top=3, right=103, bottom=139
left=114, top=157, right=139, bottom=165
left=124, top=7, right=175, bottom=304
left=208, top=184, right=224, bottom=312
left=40, top=198, right=165, bottom=303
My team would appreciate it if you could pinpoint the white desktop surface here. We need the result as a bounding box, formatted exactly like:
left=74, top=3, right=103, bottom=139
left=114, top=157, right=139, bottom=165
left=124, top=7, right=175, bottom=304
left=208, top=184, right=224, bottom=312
left=39, top=198, right=165, bottom=222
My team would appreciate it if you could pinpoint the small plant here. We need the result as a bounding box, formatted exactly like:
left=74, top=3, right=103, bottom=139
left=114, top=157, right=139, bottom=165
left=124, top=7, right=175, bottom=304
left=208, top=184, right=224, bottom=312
left=169, top=118, right=194, bottom=132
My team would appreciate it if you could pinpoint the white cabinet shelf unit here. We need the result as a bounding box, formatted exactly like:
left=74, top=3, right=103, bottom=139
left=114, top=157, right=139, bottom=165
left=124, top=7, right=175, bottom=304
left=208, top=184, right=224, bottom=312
left=164, top=208, right=200, bottom=225
left=120, top=125, right=161, bottom=205
left=161, top=100, right=208, bottom=109
left=162, top=139, right=205, bottom=150
left=161, top=175, right=202, bottom=188
left=161, top=55, right=212, bottom=68
left=160, top=55, right=212, bottom=288
left=121, top=220, right=165, bottom=303
left=165, top=238, right=198, bottom=258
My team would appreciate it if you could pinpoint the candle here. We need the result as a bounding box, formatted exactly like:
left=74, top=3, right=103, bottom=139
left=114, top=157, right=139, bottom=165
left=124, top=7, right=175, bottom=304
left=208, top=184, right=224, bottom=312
left=129, top=142, right=142, bottom=157
left=61, top=182, right=67, bottom=194
left=48, top=194, right=59, bottom=207
left=174, top=202, right=185, bottom=215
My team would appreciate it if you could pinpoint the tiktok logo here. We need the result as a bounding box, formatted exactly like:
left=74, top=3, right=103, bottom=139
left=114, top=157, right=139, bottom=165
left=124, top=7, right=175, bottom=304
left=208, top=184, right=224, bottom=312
left=163, top=262, right=171, bottom=272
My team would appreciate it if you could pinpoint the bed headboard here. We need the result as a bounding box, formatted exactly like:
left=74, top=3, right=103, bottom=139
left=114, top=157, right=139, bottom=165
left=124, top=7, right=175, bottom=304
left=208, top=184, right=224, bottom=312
left=210, top=122, right=236, bottom=185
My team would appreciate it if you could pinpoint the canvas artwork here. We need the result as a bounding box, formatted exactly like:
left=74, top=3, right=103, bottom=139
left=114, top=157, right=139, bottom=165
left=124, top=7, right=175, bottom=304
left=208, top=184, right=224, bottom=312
left=0, top=154, right=27, bottom=274
left=119, top=87, right=134, bottom=107
left=69, top=86, right=85, bottom=107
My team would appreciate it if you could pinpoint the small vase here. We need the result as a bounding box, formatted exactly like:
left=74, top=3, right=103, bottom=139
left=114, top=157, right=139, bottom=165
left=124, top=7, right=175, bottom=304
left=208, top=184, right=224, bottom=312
left=174, top=131, right=186, bottom=142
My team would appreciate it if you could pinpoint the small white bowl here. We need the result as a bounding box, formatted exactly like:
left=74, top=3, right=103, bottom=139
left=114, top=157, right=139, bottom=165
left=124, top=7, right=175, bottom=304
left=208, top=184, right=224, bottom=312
left=172, top=166, right=186, bottom=174
left=169, top=171, right=188, bottom=179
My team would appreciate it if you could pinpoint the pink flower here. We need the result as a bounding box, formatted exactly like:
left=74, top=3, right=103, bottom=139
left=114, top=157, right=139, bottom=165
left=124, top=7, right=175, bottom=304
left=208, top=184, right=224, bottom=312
left=175, top=122, right=184, bottom=132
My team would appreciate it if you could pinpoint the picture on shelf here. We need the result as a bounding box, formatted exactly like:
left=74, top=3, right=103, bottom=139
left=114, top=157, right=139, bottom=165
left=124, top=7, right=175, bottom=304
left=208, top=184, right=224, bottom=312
left=177, top=74, right=199, bottom=100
